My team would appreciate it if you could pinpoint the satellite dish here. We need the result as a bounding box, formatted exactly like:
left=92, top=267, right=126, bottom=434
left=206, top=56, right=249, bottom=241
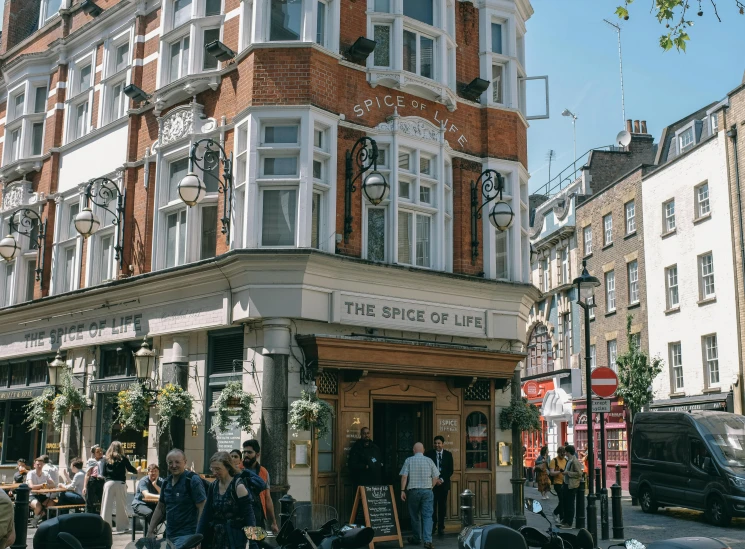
left=616, top=130, right=632, bottom=147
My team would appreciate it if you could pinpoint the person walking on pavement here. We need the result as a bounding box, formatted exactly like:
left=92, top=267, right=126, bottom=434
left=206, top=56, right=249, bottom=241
left=549, top=446, right=567, bottom=522
left=100, top=441, right=140, bottom=533
left=535, top=446, right=551, bottom=499
left=242, top=440, right=279, bottom=535
left=558, top=445, right=583, bottom=529
left=400, top=442, right=440, bottom=549
left=424, top=436, right=453, bottom=537
left=348, top=427, right=383, bottom=487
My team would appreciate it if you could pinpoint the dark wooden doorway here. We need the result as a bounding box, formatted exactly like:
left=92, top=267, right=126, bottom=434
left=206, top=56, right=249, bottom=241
left=373, top=401, right=433, bottom=529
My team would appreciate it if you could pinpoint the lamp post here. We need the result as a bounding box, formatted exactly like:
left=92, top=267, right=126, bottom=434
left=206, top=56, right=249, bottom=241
left=343, top=136, right=389, bottom=244
left=74, top=177, right=126, bottom=269
left=178, top=138, right=234, bottom=244
left=573, top=259, right=601, bottom=544
left=562, top=109, right=578, bottom=175
left=470, top=169, right=514, bottom=264
left=47, top=351, right=68, bottom=390
left=0, top=207, right=47, bottom=284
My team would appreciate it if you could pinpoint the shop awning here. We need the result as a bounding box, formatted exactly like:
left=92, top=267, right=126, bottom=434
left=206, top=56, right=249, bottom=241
left=650, top=391, right=733, bottom=412
left=296, top=335, right=526, bottom=379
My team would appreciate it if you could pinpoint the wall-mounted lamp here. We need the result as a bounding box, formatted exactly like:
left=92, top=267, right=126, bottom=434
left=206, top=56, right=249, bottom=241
left=343, top=136, right=389, bottom=243
left=48, top=351, right=68, bottom=390
left=74, top=177, right=126, bottom=269
left=347, top=37, right=376, bottom=63
left=205, top=40, right=235, bottom=63
left=81, top=0, right=103, bottom=16
left=0, top=207, right=47, bottom=283
left=123, top=84, right=151, bottom=105
left=191, top=424, right=198, bottom=437
left=461, top=77, right=490, bottom=101
left=178, top=138, right=234, bottom=244
left=470, top=169, right=514, bottom=264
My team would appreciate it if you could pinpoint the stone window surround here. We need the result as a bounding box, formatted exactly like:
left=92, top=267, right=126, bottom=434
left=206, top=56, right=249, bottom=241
left=50, top=189, right=84, bottom=296
left=97, top=27, right=135, bottom=128
left=242, top=0, right=341, bottom=51
left=63, top=49, right=97, bottom=145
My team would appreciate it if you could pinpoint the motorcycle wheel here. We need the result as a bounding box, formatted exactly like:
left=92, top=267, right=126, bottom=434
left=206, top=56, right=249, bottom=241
left=706, top=495, right=732, bottom=527
left=639, top=485, right=658, bottom=514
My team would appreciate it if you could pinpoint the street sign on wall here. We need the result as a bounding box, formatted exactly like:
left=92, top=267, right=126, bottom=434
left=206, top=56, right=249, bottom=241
left=591, top=367, right=619, bottom=398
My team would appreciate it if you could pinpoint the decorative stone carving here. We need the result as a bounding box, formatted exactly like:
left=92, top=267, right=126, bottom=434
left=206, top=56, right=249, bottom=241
left=160, top=107, right=194, bottom=146
left=1, top=180, right=32, bottom=213
left=374, top=116, right=442, bottom=145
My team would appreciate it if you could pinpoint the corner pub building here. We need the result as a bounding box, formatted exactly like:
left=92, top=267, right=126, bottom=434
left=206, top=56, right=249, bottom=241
left=0, top=0, right=541, bottom=528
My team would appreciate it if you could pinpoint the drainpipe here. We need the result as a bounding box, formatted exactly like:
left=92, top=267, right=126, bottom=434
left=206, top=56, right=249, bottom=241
left=727, top=123, right=745, bottom=414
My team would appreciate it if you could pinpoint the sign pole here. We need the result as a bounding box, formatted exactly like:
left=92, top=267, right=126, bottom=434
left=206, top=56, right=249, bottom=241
left=600, top=410, right=609, bottom=540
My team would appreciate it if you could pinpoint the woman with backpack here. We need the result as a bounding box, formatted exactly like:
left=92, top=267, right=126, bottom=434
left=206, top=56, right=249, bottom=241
left=198, top=451, right=257, bottom=549
left=534, top=446, right=551, bottom=499
left=99, top=441, right=139, bottom=533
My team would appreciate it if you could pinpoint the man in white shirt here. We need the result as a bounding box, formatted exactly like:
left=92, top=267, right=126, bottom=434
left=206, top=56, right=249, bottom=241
left=41, top=455, right=59, bottom=485
left=28, top=457, right=53, bottom=527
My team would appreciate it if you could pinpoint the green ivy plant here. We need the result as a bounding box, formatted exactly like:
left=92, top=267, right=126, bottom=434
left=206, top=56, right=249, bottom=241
left=24, top=388, right=56, bottom=431
left=499, top=397, right=541, bottom=433
left=52, top=373, right=88, bottom=430
left=210, top=380, right=255, bottom=434
left=116, top=383, right=152, bottom=431
left=156, top=383, right=195, bottom=434
left=289, top=390, right=336, bottom=439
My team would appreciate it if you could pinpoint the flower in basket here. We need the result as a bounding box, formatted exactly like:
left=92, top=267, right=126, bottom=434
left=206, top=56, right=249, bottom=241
left=23, top=388, right=56, bottom=430
left=116, top=383, right=152, bottom=431
left=51, top=372, right=88, bottom=430
left=288, top=390, right=335, bottom=439
left=156, top=383, right=195, bottom=434
left=498, top=396, right=541, bottom=433
left=210, top=380, right=255, bottom=435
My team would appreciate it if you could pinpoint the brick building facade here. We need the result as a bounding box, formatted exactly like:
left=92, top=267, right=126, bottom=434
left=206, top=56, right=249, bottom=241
left=0, top=0, right=541, bottom=526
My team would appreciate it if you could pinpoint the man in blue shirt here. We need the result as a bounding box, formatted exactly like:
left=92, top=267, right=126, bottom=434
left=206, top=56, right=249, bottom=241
left=146, top=449, right=206, bottom=549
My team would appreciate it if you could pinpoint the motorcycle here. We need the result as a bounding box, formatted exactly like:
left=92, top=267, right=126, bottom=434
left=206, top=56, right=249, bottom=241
left=275, top=504, right=374, bottom=549
left=611, top=538, right=732, bottom=549
left=519, top=498, right=594, bottom=549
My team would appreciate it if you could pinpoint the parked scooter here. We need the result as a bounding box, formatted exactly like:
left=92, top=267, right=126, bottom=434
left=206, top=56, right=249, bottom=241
left=611, top=538, right=732, bottom=549
left=519, top=499, right=594, bottom=549
left=276, top=514, right=374, bottom=549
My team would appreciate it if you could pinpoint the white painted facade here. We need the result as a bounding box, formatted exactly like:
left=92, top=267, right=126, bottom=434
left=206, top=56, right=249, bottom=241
left=642, top=132, right=740, bottom=402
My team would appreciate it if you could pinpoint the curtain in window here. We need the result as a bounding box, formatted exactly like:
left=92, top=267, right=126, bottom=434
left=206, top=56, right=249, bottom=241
left=416, top=215, right=430, bottom=267
left=398, top=211, right=411, bottom=264
left=367, top=209, right=385, bottom=262
left=262, top=189, right=297, bottom=246
left=495, top=230, right=508, bottom=278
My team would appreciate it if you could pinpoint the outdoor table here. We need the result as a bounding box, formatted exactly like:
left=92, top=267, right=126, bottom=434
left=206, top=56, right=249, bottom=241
left=143, top=493, right=159, bottom=504
left=0, top=484, right=20, bottom=492
left=30, top=488, right=74, bottom=495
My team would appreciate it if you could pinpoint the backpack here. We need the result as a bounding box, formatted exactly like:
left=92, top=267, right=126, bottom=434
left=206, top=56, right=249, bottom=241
left=165, top=471, right=211, bottom=504
left=238, top=468, right=266, bottom=526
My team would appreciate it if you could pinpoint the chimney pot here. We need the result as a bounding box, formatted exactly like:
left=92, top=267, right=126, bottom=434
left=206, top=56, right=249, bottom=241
left=626, top=119, right=632, bottom=133
left=634, top=120, right=641, bottom=133
left=641, top=120, right=648, bottom=134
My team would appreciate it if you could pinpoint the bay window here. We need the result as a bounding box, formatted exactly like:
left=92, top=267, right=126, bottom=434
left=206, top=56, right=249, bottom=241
left=261, top=189, right=297, bottom=246
left=270, top=0, right=303, bottom=40
left=403, top=30, right=435, bottom=79
left=316, top=0, right=328, bottom=47
left=40, top=0, right=62, bottom=26
left=3, top=80, right=49, bottom=165
left=169, top=36, right=191, bottom=82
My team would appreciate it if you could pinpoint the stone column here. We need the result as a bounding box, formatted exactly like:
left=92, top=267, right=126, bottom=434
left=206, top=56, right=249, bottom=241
left=260, top=319, right=292, bottom=511
left=158, top=336, right=189, bottom=472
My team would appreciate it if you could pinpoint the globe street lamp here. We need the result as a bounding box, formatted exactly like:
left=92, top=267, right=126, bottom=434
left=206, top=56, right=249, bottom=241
left=573, top=259, right=601, bottom=544
left=343, top=136, right=389, bottom=243
left=74, top=177, right=127, bottom=269
left=470, top=169, right=514, bottom=264
left=0, top=207, right=47, bottom=283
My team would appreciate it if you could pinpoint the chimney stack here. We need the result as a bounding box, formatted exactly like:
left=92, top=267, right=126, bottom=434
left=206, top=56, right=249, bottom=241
left=633, top=120, right=641, bottom=133
left=626, top=119, right=632, bottom=133
left=641, top=120, right=648, bottom=134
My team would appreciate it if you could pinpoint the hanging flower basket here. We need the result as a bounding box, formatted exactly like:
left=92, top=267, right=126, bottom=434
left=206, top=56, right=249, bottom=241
left=24, top=388, right=56, bottom=431
left=211, top=380, right=255, bottom=435
left=499, top=397, right=541, bottom=433
left=289, top=390, right=335, bottom=439
left=156, top=384, right=195, bottom=435
left=116, top=384, right=152, bottom=432
left=51, top=372, right=88, bottom=430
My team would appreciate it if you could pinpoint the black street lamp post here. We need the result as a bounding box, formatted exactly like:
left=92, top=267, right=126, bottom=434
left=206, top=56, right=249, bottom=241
left=470, top=169, right=514, bottom=264
left=573, top=259, right=601, bottom=545
left=343, top=136, right=389, bottom=244
left=0, top=207, right=47, bottom=283
left=74, top=177, right=126, bottom=269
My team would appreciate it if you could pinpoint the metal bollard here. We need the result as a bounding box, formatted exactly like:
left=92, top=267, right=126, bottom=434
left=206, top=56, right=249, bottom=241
left=600, top=488, right=609, bottom=540
left=278, top=493, right=296, bottom=528
left=460, top=489, right=475, bottom=529
left=12, top=483, right=29, bottom=549
left=611, top=465, right=625, bottom=539
left=575, top=477, right=585, bottom=529
left=595, top=467, right=601, bottom=492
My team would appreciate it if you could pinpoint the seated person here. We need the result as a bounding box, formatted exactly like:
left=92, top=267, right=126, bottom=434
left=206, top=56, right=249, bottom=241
left=133, top=464, right=164, bottom=520
left=56, top=458, right=86, bottom=514
left=27, top=457, right=53, bottom=527
left=13, top=460, right=28, bottom=484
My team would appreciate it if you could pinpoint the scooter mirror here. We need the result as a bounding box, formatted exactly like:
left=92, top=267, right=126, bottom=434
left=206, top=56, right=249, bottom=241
left=523, top=498, right=543, bottom=514
left=625, top=539, right=646, bottom=549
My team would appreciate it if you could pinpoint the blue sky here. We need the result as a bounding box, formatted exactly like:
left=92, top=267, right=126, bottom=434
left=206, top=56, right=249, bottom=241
left=525, top=0, right=745, bottom=193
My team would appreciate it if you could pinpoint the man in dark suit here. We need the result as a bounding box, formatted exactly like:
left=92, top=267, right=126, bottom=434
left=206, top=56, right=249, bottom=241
left=425, top=436, right=453, bottom=537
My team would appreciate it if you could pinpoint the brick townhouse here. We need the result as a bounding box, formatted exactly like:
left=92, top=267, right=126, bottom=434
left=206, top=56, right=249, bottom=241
left=0, top=0, right=542, bottom=525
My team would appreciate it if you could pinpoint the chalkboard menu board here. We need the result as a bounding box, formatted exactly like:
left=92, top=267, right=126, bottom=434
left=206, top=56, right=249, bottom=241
left=213, top=415, right=242, bottom=453
left=349, top=485, right=403, bottom=549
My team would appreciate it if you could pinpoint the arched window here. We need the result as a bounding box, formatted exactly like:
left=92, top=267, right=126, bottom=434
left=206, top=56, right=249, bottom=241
left=526, top=324, right=554, bottom=377
left=465, top=412, right=488, bottom=469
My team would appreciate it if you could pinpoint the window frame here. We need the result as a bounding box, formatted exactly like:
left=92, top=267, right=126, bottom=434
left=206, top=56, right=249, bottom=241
left=2, top=80, right=49, bottom=166
left=665, top=264, right=679, bottom=310
left=663, top=199, right=676, bottom=233
left=39, top=0, right=62, bottom=27
left=583, top=225, right=592, bottom=256
left=702, top=334, right=720, bottom=388
left=627, top=260, right=639, bottom=305
left=52, top=194, right=84, bottom=295
left=607, top=339, right=617, bottom=372
left=625, top=200, right=636, bottom=235
left=64, top=53, right=96, bottom=144
left=605, top=270, right=616, bottom=313
left=670, top=341, right=684, bottom=392
left=698, top=252, right=715, bottom=300
left=99, top=29, right=134, bottom=127
left=695, top=182, right=710, bottom=219
left=603, top=214, right=612, bottom=246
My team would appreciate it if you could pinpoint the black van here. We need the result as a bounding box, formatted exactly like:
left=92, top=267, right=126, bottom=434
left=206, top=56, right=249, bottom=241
left=629, top=410, right=745, bottom=526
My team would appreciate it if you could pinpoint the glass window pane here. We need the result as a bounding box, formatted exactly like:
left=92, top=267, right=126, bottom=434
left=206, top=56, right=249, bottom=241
left=203, top=163, right=220, bottom=193
left=205, top=0, right=221, bottom=16
left=367, top=209, right=385, bottom=262
left=262, top=189, right=297, bottom=246
left=264, top=157, right=298, bottom=176
left=403, top=31, right=417, bottom=73
left=13, top=93, right=25, bottom=118
left=311, top=193, right=321, bottom=249
left=495, top=230, right=508, bottom=279
left=313, top=160, right=322, bottom=180
left=100, top=234, right=113, bottom=282
left=169, top=158, right=189, bottom=203
left=166, top=212, right=178, bottom=267
left=420, top=36, right=434, bottom=78
left=76, top=101, right=88, bottom=137
left=115, top=43, right=130, bottom=72
left=416, top=215, right=430, bottom=267
left=491, top=23, right=503, bottom=54
left=492, top=64, right=503, bottom=103
left=419, top=186, right=430, bottom=204
left=201, top=205, right=218, bottom=260
left=64, top=246, right=76, bottom=291
left=374, top=0, right=390, bottom=12
left=170, top=41, right=182, bottom=82
left=34, top=87, right=48, bottom=113
left=182, top=37, right=190, bottom=77
left=399, top=152, right=410, bottom=170
left=6, top=401, right=33, bottom=462
left=264, top=125, right=298, bottom=143
left=203, top=28, right=221, bottom=70
left=66, top=203, right=79, bottom=240
left=46, top=0, right=62, bottom=19
left=4, top=263, right=14, bottom=307
left=466, top=412, right=488, bottom=469
left=316, top=1, right=326, bottom=46
left=403, top=0, right=433, bottom=25
left=174, top=0, right=192, bottom=26
left=32, top=123, right=44, bottom=156
left=177, top=210, right=187, bottom=265
left=80, top=65, right=92, bottom=92
left=399, top=181, right=410, bottom=199
left=397, top=211, right=411, bottom=264
left=25, top=260, right=36, bottom=301
left=270, top=0, right=302, bottom=41
left=373, top=26, right=390, bottom=67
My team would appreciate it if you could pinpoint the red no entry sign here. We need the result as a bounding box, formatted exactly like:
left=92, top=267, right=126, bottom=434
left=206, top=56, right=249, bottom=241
left=591, top=367, right=619, bottom=398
